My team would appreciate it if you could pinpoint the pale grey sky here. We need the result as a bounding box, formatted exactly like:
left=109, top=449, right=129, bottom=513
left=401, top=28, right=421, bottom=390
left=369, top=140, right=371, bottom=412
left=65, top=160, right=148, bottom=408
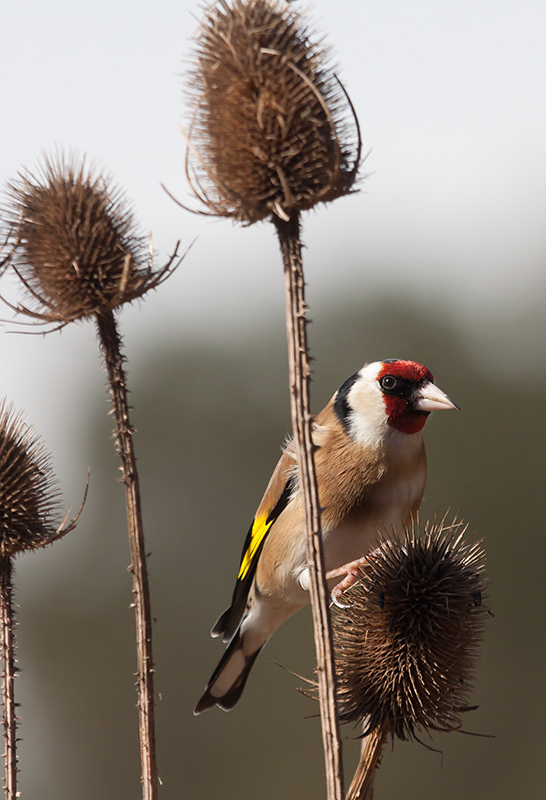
left=2, top=0, right=545, bottom=310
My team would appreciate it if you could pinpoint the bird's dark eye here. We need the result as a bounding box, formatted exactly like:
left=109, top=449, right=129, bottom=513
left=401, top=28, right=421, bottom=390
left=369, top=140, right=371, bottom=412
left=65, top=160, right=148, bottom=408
left=379, top=375, right=398, bottom=391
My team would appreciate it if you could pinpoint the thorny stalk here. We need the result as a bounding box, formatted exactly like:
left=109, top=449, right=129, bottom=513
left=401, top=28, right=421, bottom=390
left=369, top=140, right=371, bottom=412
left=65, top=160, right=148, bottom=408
left=96, top=310, right=158, bottom=800
left=0, top=557, right=17, bottom=800
left=276, top=215, right=344, bottom=800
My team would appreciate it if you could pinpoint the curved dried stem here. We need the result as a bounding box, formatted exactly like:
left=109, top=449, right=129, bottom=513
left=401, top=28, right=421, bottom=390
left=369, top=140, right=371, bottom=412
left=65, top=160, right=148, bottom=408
left=160, top=182, right=217, bottom=218
left=334, top=74, right=363, bottom=188
left=41, top=470, right=91, bottom=547
left=346, top=728, right=387, bottom=800
left=181, top=105, right=254, bottom=219
left=0, top=215, right=22, bottom=278
left=181, top=111, right=225, bottom=212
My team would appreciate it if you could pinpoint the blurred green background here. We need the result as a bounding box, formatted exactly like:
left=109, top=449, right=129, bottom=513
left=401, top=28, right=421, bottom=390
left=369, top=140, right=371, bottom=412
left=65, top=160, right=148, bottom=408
left=11, top=285, right=546, bottom=799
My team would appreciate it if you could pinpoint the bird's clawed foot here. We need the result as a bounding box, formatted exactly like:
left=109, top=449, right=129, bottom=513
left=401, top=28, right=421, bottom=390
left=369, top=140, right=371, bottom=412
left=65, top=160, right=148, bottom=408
left=327, top=558, right=367, bottom=608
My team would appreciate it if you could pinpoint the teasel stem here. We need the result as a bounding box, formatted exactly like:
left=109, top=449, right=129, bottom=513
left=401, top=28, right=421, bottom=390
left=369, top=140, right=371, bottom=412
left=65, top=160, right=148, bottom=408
left=275, top=215, right=344, bottom=800
left=95, top=310, right=157, bottom=800
left=346, top=729, right=387, bottom=800
left=0, top=556, right=17, bottom=800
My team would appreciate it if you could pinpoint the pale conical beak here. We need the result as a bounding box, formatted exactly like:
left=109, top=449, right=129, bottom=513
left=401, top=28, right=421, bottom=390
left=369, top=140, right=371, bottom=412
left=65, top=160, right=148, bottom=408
left=415, top=381, right=460, bottom=412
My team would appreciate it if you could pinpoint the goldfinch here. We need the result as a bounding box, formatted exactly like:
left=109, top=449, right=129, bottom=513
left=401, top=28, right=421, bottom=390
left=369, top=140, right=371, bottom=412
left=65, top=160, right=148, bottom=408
left=194, top=359, right=458, bottom=714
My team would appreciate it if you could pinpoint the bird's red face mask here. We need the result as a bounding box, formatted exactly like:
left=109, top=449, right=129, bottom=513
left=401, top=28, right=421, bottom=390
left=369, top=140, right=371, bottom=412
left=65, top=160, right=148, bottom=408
left=377, top=360, right=456, bottom=434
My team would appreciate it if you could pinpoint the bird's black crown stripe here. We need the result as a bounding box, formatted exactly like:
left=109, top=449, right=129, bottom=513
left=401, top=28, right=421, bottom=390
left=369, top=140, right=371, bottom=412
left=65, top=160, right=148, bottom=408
left=334, top=371, right=360, bottom=432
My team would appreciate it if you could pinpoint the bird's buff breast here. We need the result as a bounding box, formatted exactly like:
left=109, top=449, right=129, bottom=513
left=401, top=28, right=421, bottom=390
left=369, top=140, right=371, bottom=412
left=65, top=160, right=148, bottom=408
left=322, top=468, right=426, bottom=572
left=258, top=456, right=426, bottom=604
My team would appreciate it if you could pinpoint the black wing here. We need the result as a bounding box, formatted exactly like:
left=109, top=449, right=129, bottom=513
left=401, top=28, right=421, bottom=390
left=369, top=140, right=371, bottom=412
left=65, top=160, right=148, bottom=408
left=211, top=474, right=296, bottom=643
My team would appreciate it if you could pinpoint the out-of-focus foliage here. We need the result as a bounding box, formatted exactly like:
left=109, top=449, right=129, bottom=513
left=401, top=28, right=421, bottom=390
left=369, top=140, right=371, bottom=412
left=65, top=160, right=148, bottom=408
left=13, top=294, right=546, bottom=799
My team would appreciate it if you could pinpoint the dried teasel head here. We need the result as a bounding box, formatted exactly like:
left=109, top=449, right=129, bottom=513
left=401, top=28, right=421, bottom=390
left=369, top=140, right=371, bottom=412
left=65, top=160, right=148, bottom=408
left=331, top=519, right=487, bottom=741
left=2, top=152, right=179, bottom=327
left=184, top=0, right=361, bottom=224
left=0, top=399, right=75, bottom=557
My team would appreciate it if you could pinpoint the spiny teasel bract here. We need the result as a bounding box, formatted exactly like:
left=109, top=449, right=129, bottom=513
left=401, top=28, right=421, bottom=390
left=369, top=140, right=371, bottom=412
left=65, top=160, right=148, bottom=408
left=0, top=399, right=64, bottom=557
left=2, top=152, right=176, bottom=326
left=332, top=519, right=487, bottom=741
left=185, top=0, right=361, bottom=223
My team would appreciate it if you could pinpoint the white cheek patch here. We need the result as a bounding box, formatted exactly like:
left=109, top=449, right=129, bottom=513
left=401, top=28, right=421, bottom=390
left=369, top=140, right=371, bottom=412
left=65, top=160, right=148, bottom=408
left=347, top=362, right=389, bottom=448
left=348, top=408, right=388, bottom=448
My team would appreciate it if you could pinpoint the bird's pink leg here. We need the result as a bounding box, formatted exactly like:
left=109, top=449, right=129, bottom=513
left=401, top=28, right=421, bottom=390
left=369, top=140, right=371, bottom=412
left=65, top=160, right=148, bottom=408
left=326, top=557, right=368, bottom=608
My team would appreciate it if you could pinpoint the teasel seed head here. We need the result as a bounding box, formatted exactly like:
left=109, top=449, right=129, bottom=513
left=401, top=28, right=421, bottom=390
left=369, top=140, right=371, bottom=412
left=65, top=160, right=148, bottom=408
left=2, top=152, right=178, bottom=326
left=332, top=519, right=487, bottom=741
left=0, top=399, right=69, bottom=557
left=184, top=0, right=361, bottom=224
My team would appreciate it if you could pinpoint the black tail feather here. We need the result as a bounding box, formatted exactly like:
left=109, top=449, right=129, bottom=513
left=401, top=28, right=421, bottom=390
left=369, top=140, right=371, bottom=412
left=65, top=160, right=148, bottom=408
left=211, top=588, right=251, bottom=644
left=194, top=632, right=264, bottom=715
left=210, top=606, right=232, bottom=640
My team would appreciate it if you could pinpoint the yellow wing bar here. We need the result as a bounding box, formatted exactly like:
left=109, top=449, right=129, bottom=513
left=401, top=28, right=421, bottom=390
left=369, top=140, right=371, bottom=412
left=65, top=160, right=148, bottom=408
left=238, top=514, right=273, bottom=580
